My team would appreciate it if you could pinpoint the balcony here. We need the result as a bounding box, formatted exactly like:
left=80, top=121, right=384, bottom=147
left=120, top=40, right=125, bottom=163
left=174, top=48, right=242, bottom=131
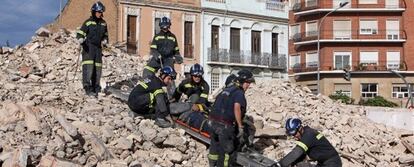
left=207, top=48, right=287, bottom=69
left=205, top=0, right=225, bottom=3
left=292, top=30, right=407, bottom=46
left=290, top=61, right=406, bottom=73
left=292, top=0, right=406, bottom=16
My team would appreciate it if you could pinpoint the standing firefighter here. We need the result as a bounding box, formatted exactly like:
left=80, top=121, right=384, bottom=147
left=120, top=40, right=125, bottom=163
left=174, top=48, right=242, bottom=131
left=276, top=118, right=342, bottom=167
left=128, top=66, right=177, bottom=128
left=208, top=69, right=255, bottom=167
left=171, top=63, right=210, bottom=112
left=143, top=16, right=183, bottom=78
left=76, top=1, right=108, bottom=97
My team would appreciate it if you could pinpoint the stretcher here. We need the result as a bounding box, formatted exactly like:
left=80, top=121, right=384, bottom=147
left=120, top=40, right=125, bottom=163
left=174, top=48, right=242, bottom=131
left=104, top=81, right=279, bottom=167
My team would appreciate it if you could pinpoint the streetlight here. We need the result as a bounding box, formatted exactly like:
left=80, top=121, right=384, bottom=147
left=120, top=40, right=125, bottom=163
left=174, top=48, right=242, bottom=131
left=316, top=1, right=349, bottom=95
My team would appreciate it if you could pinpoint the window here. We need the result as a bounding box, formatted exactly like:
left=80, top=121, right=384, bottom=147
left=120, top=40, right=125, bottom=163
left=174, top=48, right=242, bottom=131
left=333, top=20, right=351, bottom=40
left=306, top=21, right=318, bottom=37
left=361, top=83, right=378, bottom=98
left=392, top=84, right=414, bottom=99
left=307, top=84, right=318, bottom=95
left=387, top=51, right=400, bottom=70
left=359, top=0, right=377, bottom=4
left=386, top=20, right=399, bottom=40
left=184, top=21, right=193, bottom=58
left=211, top=72, right=220, bottom=91
left=272, top=33, right=279, bottom=56
left=305, top=0, right=317, bottom=7
left=290, top=55, right=301, bottom=68
left=230, top=28, right=240, bottom=52
left=211, top=25, right=220, bottom=50
left=334, top=52, right=351, bottom=70
left=154, top=18, right=161, bottom=35
left=306, top=52, right=318, bottom=67
left=386, top=0, right=399, bottom=8
left=360, top=20, right=378, bottom=35
left=360, top=51, right=378, bottom=65
left=251, top=31, right=261, bottom=54
left=290, top=24, right=300, bottom=39
left=334, top=83, right=352, bottom=97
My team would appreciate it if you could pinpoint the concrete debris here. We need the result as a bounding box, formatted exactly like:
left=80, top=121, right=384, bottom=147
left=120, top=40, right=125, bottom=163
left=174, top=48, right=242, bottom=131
left=35, top=27, right=51, bottom=37
left=0, top=29, right=412, bottom=167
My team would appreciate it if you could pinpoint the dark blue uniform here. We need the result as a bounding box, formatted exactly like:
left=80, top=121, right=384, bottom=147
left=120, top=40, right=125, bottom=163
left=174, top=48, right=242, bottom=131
left=77, top=16, right=108, bottom=93
left=127, top=75, right=170, bottom=119
left=279, top=126, right=342, bottom=167
left=208, top=85, right=246, bottom=167
left=172, top=78, right=210, bottom=106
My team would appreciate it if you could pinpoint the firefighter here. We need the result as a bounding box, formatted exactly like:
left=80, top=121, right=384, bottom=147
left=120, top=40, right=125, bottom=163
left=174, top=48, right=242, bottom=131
left=76, top=1, right=108, bottom=97
left=127, top=66, right=177, bottom=128
left=143, top=16, right=183, bottom=78
left=277, top=118, right=342, bottom=167
left=208, top=69, right=255, bottom=167
left=171, top=63, right=210, bottom=112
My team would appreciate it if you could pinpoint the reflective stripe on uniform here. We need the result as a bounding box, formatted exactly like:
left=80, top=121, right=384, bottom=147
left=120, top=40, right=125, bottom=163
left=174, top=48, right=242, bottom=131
left=138, top=82, right=149, bottom=89
left=150, top=45, right=157, bottom=49
left=149, top=93, right=155, bottom=108
left=296, top=141, right=309, bottom=152
left=316, top=133, right=323, bottom=140
left=77, top=30, right=86, bottom=37
left=167, top=36, right=176, bottom=42
left=175, top=46, right=179, bottom=51
left=200, top=93, right=208, bottom=98
left=184, top=83, right=193, bottom=88
left=153, top=89, right=164, bottom=97
left=197, top=104, right=204, bottom=111
left=81, top=60, right=94, bottom=65
left=208, top=154, right=219, bottom=160
left=155, top=36, right=165, bottom=40
left=176, top=87, right=182, bottom=93
left=95, top=63, right=102, bottom=67
left=86, top=21, right=97, bottom=26
left=224, top=154, right=230, bottom=167
left=144, top=66, right=156, bottom=73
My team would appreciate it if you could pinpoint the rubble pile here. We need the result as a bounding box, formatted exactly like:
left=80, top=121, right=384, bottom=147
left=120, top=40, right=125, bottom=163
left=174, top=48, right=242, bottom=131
left=0, top=28, right=413, bottom=167
left=246, top=81, right=414, bottom=166
left=0, top=29, right=209, bottom=166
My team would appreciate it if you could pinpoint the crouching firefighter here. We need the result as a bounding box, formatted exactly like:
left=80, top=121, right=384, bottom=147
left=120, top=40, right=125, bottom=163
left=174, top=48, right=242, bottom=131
left=143, top=16, right=183, bottom=78
left=208, top=69, right=255, bottom=167
left=172, top=63, right=210, bottom=112
left=127, top=66, right=177, bottom=128
left=276, top=118, right=342, bottom=167
left=76, top=1, right=109, bottom=97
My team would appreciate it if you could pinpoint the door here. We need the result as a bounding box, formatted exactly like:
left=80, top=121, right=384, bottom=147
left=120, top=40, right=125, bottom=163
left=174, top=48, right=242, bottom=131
left=230, top=28, right=240, bottom=63
left=251, top=31, right=261, bottom=64
left=127, top=15, right=137, bottom=54
left=386, top=20, right=399, bottom=40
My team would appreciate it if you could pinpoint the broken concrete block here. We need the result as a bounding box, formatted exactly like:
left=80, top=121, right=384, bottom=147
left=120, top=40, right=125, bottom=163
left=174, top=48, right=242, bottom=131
left=116, top=137, right=133, bottom=150
left=18, top=104, right=41, bottom=132
left=87, top=133, right=113, bottom=161
left=54, top=113, right=78, bottom=138
left=38, top=155, right=82, bottom=167
left=35, top=27, right=51, bottom=37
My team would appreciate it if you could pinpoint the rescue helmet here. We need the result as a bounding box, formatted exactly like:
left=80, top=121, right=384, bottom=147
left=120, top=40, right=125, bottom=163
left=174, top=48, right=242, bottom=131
left=190, top=63, right=204, bottom=76
left=160, top=66, right=176, bottom=80
left=159, top=16, right=171, bottom=29
left=285, top=118, right=302, bottom=136
left=236, top=69, right=255, bottom=84
left=91, top=1, right=105, bottom=12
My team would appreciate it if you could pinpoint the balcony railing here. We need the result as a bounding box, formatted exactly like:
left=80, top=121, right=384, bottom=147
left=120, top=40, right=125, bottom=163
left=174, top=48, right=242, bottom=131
left=266, top=0, right=286, bottom=11
left=292, top=0, right=406, bottom=12
left=207, top=48, right=287, bottom=69
left=291, top=30, right=407, bottom=43
left=290, top=61, right=406, bottom=73
left=205, top=0, right=226, bottom=3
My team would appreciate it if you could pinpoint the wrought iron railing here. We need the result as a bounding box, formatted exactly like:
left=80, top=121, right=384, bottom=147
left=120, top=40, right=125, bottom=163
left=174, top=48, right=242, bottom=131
left=207, top=48, right=287, bottom=69
left=291, top=30, right=407, bottom=43
left=290, top=61, right=406, bottom=73
left=292, top=0, right=406, bottom=12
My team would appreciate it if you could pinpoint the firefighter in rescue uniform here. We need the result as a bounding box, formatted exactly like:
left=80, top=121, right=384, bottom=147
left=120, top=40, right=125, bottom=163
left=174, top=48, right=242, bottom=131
left=127, top=66, right=177, bottom=128
left=277, top=118, right=342, bottom=167
left=171, top=63, right=210, bottom=112
left=208, top=69, right=255, bottom=167
left=76, top=1, right=108, bottom=97
left=143, top=16, right=183, bottom=78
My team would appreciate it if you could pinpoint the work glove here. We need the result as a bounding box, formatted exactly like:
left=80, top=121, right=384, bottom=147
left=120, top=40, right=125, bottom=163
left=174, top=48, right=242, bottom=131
left=191, top=104, right=200, bottom=112
left=102, top=39, right=108, bottom=48
left=236, top=127, right=245, bottom=144
left=174, top=54, right=183, bottom=64
left=271, top=162, right=281, bottom=167
left=77, top=38, right=85, bottom=45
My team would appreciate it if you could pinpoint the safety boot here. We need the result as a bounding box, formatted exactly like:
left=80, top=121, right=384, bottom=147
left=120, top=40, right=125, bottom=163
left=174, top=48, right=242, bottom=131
left=155, top=118, right=172, bottom=128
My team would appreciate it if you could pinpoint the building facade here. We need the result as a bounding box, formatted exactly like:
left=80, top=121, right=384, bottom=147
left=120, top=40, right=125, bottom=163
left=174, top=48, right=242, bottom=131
left=201, top=0, right=290, bottom=91
left=288, top=0, right=414, bottom=106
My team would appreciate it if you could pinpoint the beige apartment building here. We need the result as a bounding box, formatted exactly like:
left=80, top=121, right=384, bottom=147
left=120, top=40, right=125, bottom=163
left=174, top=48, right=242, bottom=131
left=288, top=0, right=414, bottom=106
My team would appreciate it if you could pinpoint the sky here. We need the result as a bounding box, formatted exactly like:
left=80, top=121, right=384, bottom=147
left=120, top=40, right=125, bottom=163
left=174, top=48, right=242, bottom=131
left=0, top=0, right=68, bottom=47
